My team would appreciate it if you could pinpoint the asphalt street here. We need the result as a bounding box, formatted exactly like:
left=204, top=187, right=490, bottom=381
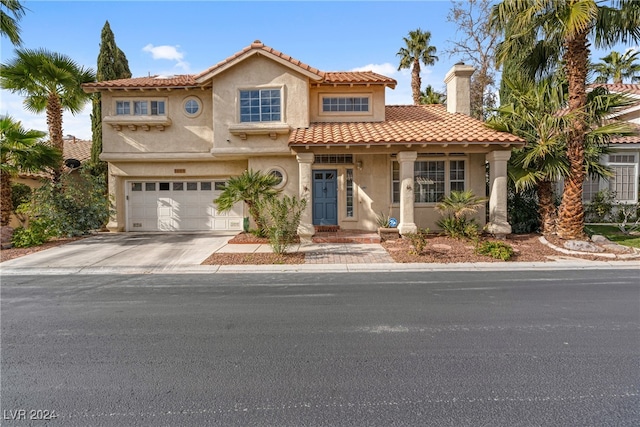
left=1, top=270, right=639, bottom=426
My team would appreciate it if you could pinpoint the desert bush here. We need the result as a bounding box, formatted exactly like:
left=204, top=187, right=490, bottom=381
left=508, top=186, right=540, bottom=233
left=436, top=190, right=485, bottom=240
left=22, top=170, right=109, bottom=237
left=404, top=228, right=429, bottom=255
left=584, top=189, right=616, bottom=222
left=260, top=195, right=307, bottom=254
left=11, top=218, right=55, bottom=247
left=475, top=240, right=514, bottom=261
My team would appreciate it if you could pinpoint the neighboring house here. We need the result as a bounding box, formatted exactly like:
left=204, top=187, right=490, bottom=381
left=82, top=40, right=523, bottom=239
left=11, top=136, right=91, bottom=227
left=583, top=84, right=640, bottom=206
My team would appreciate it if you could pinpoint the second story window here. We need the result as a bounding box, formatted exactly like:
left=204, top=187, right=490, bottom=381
left=322, top=96, right=369, bottom=112
left=116, top=99, right=166, bottom=116
left=240, top=89, right=281, bottom=122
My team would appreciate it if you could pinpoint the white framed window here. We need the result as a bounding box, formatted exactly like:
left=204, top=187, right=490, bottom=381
left=116, top=101, right=130, bottom=115
left=346, top=168, right=354, bottom=217
left=319, top=93, right=372, bottom=116
left=183, top=96, right=202, bottom=117
left=392, top=158, right=467, bottom=203
left=240, top=89, right=281, bottom=122
left=608, top=153, right=637, bottom=203
left=267, top=167, right=287, bottom=189
left=322, top=96, right=370, bottom=112
left=115, top=98, right=166, bottom=116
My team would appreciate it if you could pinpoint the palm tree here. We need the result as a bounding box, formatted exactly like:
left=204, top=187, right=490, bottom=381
left=1, top=0, right=26, bottom=46
left=487, top=77, right=635, bottom=234
left=214, top=169, right=281, bottom=236
left=592, top=50, right=640, bottom=84
left=397, top=28, right=439, bottom=105
left=0, top=115, right=61, bottom=226
left=419, top=85, right=446, bottom=104
left=0, top=48, right=95, bottom=180
left=491, top=0, right=640, bottom=240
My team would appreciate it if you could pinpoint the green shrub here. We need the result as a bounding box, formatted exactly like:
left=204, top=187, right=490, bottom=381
left=22, top=170, right=110, bottom=237
left=584, top=189, right=615, bottom=222
left=437, top=216, right=480, bottom=240
left=11, top=218, right=55, bottom=248
left=475, top=240, right=514, bottom=261
left=404, top=228, right=429, bottom=255
left=260, top=195, right=307, bottom=254
left=508, top=186, right=540, bottom=233
left=435, top=190, right=485, bottom=240
left=375, top=210, right=391, bottom=228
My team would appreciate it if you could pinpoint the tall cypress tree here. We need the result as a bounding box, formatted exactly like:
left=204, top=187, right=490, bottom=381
left=90, top=21, right=131, bottom=168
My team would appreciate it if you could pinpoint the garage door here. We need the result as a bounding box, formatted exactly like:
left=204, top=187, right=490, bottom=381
left=127, top=180, right=243, bottom=231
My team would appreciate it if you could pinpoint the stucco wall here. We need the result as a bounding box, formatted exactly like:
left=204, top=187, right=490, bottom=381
left=101, top=90, right=214, bottom=154
left=309, top=85, right=386, bottom=122
left=211, top=55, right=310, bottom=152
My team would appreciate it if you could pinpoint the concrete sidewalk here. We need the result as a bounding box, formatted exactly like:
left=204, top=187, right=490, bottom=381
left=1, top=232, right=639, bottom=275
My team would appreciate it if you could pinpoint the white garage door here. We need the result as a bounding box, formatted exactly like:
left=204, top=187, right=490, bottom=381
left=127, top=180, right=243, bottom=231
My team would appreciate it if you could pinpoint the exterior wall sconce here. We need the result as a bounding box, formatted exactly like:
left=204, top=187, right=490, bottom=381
left=356, top=161, right=363, bottom=170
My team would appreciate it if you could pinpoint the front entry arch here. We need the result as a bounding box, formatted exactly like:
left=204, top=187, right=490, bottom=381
left=312, top=170, right=338, bottom=225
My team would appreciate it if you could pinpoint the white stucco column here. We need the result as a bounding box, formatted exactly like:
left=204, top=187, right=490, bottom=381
left=296, top=152, right=315, bottom=243
left=106, top=165, right=124, bottom=232
left=397, top=151, right=418, bottom=235
left=486, top=150, right=512, bottom=236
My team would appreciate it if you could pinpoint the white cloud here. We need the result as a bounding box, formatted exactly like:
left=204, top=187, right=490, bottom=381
left=142, top=44, right=190, bottom=72
left=0, top=90, right=92, bottom=140
left=350, top=62, right=441, bottom=105
left=351, top=62, right=399, bottom=76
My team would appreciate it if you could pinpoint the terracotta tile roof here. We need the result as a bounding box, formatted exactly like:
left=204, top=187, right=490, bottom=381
left=83, top=75, right=199, bottom=90
left=19, top=138, right=92, bottom=179
left=610, top=123, right=640, bottom=144
left=85, top=41, right=397, bottom=90
left=63, top=138, right=92, bottom=162
left=322, top=71, right=396, bottom=87
left=195, top=40, right=324, bottom=81
left=289, top=105, right=524, bottom=146
left=590, top=83, right=640, bottom=96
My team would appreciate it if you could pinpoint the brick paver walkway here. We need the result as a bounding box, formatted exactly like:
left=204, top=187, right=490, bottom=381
left=303, top=244, right=395, bottom=264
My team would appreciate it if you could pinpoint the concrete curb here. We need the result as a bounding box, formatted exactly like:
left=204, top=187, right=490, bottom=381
left=2, top=260, right=639, bottom=275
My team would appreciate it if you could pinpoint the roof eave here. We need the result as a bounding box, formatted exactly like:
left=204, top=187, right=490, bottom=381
left=195, top=49, right=324, bottom=84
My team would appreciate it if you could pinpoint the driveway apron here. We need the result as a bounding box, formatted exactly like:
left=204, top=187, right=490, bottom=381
left=0, top=233, right=234, bottom=270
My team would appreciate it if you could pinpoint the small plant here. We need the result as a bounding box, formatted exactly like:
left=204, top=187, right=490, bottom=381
left=585, top=189, right=616, bottom=222
left=260, top=195, right=307, bottom=255
left=404, top=228, right=429, bottom=255
left=436, top=190, right=485, bottom=240
left=615, top=202, right=640, bottom=235
left=376, top=211, right=391, bottom=228
left=475, top=240, right=514, bottom=261
left=11, top=218, right=55, bottom=248
left=437, top=216, right=480, bottom=240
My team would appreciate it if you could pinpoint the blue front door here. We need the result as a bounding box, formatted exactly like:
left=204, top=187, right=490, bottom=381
left=313, top=170, right=338, bottom=225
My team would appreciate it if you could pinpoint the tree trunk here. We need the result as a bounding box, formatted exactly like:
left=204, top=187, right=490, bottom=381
left=0, top=171, right=13, bottom=226
left=46, top=92, right=64, bottom=182
left=537, top=180, right=556, bottom=235
left=411, top=59, right=421, bottom=105
left=557, top=30, right=589, bottom=240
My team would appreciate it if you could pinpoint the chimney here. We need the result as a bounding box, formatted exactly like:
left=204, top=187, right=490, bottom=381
left=444, top=63, right=475, bottom=115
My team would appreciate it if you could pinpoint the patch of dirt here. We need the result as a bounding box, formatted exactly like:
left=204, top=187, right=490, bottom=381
left=382, top=234, right=564, bottom=263
left=0, top=237, right=86, bottom=263
left=227, top=233, right=299, bottom=244
left=201, top=252, right=305, bottom=265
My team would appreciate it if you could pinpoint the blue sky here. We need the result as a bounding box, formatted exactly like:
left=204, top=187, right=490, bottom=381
left=1, top=0, right=637, bottom=140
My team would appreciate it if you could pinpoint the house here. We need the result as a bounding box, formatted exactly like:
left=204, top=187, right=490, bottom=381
left=10, top=137, right=92, bottom=227
left=82, top=40, right=523, bottom=240
left=583, top=84, right=640, bottom=207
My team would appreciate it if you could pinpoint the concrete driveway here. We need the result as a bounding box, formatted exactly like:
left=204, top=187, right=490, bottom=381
left=0, top=232, right=234, bottom=272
